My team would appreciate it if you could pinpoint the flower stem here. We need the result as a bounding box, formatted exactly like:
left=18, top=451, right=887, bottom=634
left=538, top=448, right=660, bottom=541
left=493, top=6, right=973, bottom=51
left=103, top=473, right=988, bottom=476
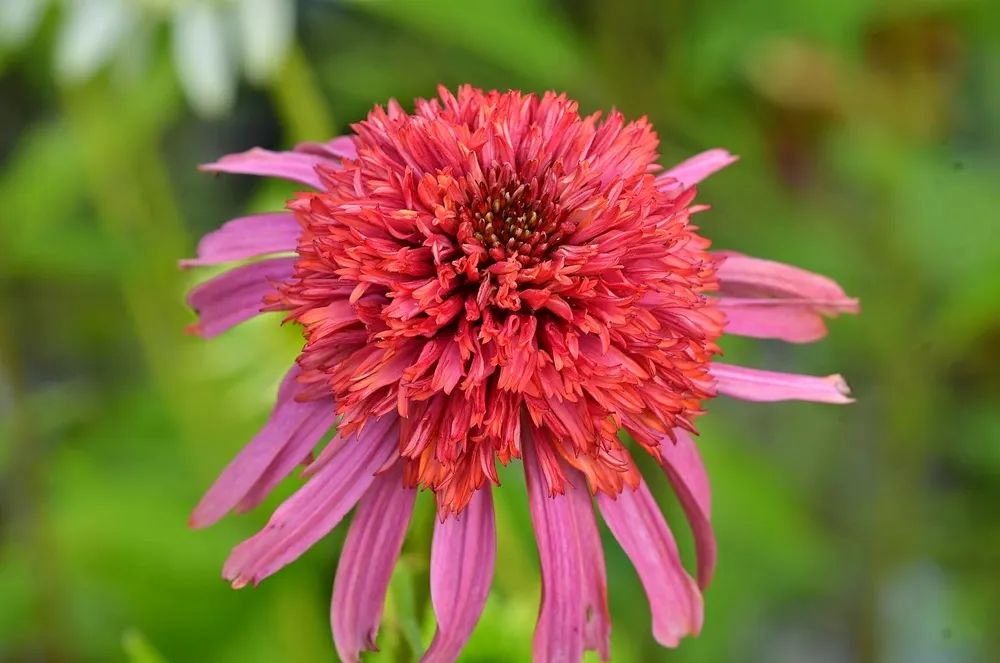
left=268, top=44, right=336, bottom=144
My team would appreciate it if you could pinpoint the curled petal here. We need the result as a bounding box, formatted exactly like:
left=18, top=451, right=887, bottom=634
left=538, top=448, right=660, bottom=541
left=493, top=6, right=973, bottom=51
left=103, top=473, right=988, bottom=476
left=199, top=147, right=340, bottom=188
left=180, top=213, right=300, bottom=267
left=715, top=252, right=860, bottom=311
left=223, top=415, right=399, bottom=588
left=332, top=462, right=416, bottom=663
left=656, top=149, right=739, bottom=190
left=190, top=366, right=335, bottom=528
left=714, top=253, right=857, bottom=342
left=710, top=363, right=854, bottom=404
left=659, top=430, right=715, bottom=590
left=421, top=487, right=496, bottom=663
left=596, top=481, right=702, bottom=647
left=185, top=257, right=296, bottom=337
left=524, top=429, right=612, bottom=663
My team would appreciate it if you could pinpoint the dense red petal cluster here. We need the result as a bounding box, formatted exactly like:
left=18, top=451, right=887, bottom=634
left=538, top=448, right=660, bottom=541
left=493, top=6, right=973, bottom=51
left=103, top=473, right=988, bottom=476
left=270, top=86, right=725, bottom=514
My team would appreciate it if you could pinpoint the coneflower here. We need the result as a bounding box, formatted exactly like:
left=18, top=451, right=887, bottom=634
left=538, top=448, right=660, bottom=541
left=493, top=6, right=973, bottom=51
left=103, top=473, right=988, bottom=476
left=184, top=86, right=858, bottom=663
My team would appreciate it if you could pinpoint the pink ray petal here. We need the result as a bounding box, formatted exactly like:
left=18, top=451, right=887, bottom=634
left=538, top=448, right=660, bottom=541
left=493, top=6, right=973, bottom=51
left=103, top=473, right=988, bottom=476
left=293, top=136, right=359, bottom=161
left=714, top=252, right=860, bottom=312
left=717, top=298, right=832, bottom=343
left=199, top=147, right=341, bottom=189
left=524, top=428, right=612, bottom=663
left=656, top=149, right=739, bottom=190
left=420, top=487, right=496, bottom=663
left=596, top=481, right=703, bottom=647
left=332, top=462, right=416, bottom=663
left=710, top=363, right=854, bottom=403
left=180, top=213, right=301, bottom=268
left=659, top=429, right=716, bottom=590
left=233, top=405, right=339, bottom=516
left=222, top=414, right=399, bottom=588
left=189, top=366, right=335, bottom=528
left=185, top=257, right=295, bottom=338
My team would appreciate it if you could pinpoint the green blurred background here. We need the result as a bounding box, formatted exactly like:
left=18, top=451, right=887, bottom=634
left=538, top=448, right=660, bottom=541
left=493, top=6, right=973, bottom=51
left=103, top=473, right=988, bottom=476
left=1, top=0, right=998, bottom=661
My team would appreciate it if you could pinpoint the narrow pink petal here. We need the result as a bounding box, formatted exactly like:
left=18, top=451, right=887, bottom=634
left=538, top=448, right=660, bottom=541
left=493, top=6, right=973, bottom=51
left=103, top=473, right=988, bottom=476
left=233, top=402, right=338, bottom=515
left=420, top=487, right=496, bottom=663
left=715, top=252, right=860, bottom=314
left=189, top=366, right=335, bottom=528
left=710, top=363, right=854, bottom=403
left=332, top=462, right=416, bottom=663
left=180, top=213, right=301, bottom=268
left=659, top=430, right=716, bottom=590
left=185, top=257, right=295, bottom=338
left=222, top=414, right=399, bottom=588
left=199, top=147, right=340, bottom=188
left=293, top=136, right=358, bottom=161
left=656, top=149, right=739, bottom=190
left=717, top=298, right=831, bottom=343
left=523, top=428, right=611, bottom=663
left=596, top=482, right=703, bottom=647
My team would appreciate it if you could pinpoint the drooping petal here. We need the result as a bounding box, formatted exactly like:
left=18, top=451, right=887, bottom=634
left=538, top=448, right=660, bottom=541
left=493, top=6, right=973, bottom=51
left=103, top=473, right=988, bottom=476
left=332, top=462, right=416, bottom=663
left=185, top=257, right=296, bottom=337
left=523, top=427, right=611, bottom=663
left=234, top=407, right=339, bottom=516
left=596, top=482, right=703, bottom=647
left=715, top=252, right=860, bottom=313
left=656, top=149, right=739, bottom=190
left=659, top=430, right=716, bottom=589
left=421, top=487, right=496, bottom=663
left=180, top=213, right=301, bottom=267
left=189, top=366, right=335, bottom=528
left=199, top=147, right=340, bottom=188
left=710, top=363, right=854, bottom=403
left=222, top=414, right=399, bottom=588
left=717, top=298, right=833, bottom=343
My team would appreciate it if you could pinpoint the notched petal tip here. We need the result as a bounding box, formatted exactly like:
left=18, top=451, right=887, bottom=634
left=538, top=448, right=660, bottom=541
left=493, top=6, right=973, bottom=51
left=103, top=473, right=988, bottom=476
left=828, top=373, right=854, bottom=401
left=711, top=363, right=855, bottom=404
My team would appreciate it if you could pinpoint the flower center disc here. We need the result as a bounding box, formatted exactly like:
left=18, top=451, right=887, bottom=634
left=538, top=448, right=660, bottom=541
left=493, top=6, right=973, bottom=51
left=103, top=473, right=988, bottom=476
left=469, top=178, right=565, bottom=266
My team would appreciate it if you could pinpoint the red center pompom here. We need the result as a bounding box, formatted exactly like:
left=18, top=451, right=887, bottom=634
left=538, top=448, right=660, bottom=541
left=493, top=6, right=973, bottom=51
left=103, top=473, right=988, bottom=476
left=268, top=86, right=724, bottom=514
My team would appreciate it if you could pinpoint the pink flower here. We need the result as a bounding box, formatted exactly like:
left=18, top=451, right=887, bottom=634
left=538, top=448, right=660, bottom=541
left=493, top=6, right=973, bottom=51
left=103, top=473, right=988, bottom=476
left=184, top=86, right=858, bottom=662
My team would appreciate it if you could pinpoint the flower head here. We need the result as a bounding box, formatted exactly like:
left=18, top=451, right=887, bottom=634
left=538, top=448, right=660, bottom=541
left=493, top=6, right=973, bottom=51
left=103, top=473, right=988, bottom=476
left=185, top=86, right=858, bottom=662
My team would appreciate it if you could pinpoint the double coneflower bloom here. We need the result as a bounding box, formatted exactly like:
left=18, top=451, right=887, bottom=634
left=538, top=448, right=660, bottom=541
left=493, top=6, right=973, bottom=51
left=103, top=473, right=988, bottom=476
left=184, top=86, right=857, bottom=662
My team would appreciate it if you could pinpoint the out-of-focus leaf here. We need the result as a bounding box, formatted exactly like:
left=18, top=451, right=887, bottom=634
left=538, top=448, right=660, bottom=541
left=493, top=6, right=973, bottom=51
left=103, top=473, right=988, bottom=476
left=122, top=628, right=170, bottom=663
left=0, top=0, right=48, bottom=49
left=0, top=120, right=116, bottom=276
left=0, top=548, right=33, bottom=648
left=171, top=1, right=237, bottom=118
left=387, top=554, right=426, bottom=655
left=894, top=155, right=1000, bottom=360
left=237, top=0, right=295, bottom=85
left=346, top=0, right=592, bottom=91
left=53, top=0, right=133, bottom=84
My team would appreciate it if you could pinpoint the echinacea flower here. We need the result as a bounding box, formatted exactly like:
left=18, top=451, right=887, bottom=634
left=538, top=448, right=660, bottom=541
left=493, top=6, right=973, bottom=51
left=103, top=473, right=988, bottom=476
left=184, top=86, right=858, bottom=662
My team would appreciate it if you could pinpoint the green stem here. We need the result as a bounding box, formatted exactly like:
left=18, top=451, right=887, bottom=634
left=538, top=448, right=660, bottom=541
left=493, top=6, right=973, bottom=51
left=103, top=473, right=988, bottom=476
left=59, top=72, right=219, bottom=468
left=269, top=44, right=336, bottom=143
left=854, top=193, right=935, bottom=663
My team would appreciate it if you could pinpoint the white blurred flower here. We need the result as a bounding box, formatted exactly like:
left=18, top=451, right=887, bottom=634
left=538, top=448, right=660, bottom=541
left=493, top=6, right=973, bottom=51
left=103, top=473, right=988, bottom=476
left=0, top=0, right=50, bottom=48
left=0, top=0, right=297, bottom=118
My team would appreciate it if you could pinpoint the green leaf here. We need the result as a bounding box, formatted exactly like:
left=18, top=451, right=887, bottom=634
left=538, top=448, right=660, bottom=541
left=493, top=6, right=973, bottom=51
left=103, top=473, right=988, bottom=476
left=345, top=0, right=593, bottom=91
left=122, top=628, right=169, bottom=663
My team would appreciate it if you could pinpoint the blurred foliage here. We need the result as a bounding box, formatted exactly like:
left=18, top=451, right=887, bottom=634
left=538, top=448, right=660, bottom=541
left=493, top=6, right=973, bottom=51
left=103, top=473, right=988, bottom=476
left=1, top=0, right=999, bottom=661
